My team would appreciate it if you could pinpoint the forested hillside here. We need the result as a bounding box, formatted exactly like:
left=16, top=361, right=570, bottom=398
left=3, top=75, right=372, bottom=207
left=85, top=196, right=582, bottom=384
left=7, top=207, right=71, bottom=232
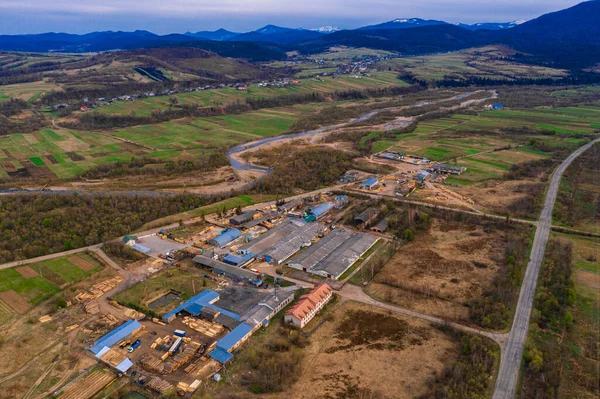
left=0, top=194, right=205, bottom=262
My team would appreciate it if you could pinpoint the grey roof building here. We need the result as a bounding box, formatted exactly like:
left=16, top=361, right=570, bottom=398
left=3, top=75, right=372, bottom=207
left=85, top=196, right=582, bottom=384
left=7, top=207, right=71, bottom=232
left=355, top=207, right=379, bottom=227
left=288, top=229, right=379, bottom=280
left=230, top=210, right=259, bottom=226
left=192, top=255, right=258, bottom=281
left=240, top=219, right=323, bottom=264
left=370, top=218, right=388, bottom=233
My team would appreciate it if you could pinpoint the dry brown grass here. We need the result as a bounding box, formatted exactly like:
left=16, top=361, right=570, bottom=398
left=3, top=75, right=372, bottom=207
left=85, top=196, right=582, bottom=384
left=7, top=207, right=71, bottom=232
left=366, top=219, right=505, bottom=323
left=284, top=301, right=458, bottom=399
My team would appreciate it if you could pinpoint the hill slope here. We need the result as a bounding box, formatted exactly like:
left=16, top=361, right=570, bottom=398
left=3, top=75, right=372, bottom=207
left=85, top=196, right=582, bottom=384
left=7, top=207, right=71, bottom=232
left=494, top=0, right=600, bottom=68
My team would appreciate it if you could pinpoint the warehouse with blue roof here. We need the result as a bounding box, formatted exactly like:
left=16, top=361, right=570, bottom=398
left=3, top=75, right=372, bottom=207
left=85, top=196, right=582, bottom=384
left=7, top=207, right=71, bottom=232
left=360, top=177, right=380, bottom=190
left=209, top=228, right=242, bottom=248
left=162, top=290, right=241, bottom=324
left=89, top=320, right=143, bottom=355
left=306, top=202, right=333, bottom=221
left=209, top=322, right=255, bottom=364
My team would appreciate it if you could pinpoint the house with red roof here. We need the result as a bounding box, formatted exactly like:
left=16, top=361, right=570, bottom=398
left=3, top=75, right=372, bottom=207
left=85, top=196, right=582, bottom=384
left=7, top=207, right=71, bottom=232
left=284, top=283, right=333, bottom=329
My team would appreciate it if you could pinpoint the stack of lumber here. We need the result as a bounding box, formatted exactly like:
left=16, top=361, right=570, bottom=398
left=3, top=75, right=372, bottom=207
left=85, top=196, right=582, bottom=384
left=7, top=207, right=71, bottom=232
left=100, top=348, right=127, bottom=368
left=139, top=353, right=165, bottom=373
left=123, top=308, right=145, bottom=319
left=89, top=276, right=123, bottom=296
left=184, top=363, right=197, bottom=374
left=74, top=276, right=123, bottom=302
left=146, top=377, right=176, bottom=395
left=84, top=301, right=100, bottom=314
left=155, top=335, right=173, bottom=352
left=182, top=317, right=224, bottom=337
left=192, top=357, right=221, bottom=378
left=177, top=382, right=196, bottom=393
left=101, top=313, right=119, bottom=326
left=163, top=342, right=201, bottom=373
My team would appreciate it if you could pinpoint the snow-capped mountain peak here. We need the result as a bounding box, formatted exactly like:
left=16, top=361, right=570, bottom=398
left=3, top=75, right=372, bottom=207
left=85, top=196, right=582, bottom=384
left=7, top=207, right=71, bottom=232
left=312, top=26, right=340, bottom=33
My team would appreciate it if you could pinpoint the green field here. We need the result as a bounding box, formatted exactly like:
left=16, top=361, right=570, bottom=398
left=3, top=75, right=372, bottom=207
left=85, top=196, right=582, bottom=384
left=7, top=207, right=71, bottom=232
left=0, top=104, right=317, bottom=179
left=95, top=71, right=406, bottom=116
left=375, top=105, right=600, bottom=185
left=0, top=252, right=103, bottom=307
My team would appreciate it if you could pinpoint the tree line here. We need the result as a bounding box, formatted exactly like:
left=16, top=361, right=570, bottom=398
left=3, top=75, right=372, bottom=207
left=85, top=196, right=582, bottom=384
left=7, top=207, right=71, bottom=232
left=0, top=193, right=207, bottom=262
left=82, top=154, right=229, bottom=180
left=519, top=240, right=575, bottom=398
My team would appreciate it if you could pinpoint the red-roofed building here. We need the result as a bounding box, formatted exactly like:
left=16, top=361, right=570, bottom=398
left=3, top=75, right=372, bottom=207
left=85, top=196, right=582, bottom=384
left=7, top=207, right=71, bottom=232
left=284, top=283, right=333, bottom=329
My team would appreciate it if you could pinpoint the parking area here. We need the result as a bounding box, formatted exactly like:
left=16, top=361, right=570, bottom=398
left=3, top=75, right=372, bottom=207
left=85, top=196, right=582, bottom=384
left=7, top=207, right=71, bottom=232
left=137, top=234, right=188, bottom=257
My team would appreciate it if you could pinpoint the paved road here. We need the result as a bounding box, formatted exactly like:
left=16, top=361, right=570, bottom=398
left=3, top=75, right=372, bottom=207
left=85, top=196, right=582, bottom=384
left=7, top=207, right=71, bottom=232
left=492, top=137, right=600, bottom=399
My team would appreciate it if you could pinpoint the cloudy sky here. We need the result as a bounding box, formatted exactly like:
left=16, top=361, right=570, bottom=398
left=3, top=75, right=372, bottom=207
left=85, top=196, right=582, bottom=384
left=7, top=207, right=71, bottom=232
left=0, top=0, right=584, bottom=34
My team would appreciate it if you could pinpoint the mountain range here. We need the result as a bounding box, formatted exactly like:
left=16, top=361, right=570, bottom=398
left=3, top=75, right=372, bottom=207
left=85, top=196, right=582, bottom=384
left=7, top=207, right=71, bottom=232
left=0, top=1, right=598, bottom=69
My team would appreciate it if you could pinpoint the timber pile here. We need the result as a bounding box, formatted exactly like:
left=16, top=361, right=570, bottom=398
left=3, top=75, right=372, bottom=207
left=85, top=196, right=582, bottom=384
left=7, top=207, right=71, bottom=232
left=164, top=342, right=201, bottom=373
left=100, top=348, right=127, bottom=368
left=177, top=382, right=196, bottom=393
left=182, top=316, right=224, bottom=337
left=192, top=357, right=221, bottom=378
left=139, top=353, right=165, bottom=373
left=123, top=308, right=145, bottom=319
left=101, top=313, right=118, bottom=326
left=84, top=301, right=100, bottom=314
left=153, top=335, right=173, bottom=352
left=74, top=276, right=123, bottom=302
left=146, top=377, right=176, bottom=395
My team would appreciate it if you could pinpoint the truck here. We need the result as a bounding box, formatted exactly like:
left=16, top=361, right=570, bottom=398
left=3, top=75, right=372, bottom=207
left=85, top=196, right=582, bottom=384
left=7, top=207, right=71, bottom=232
left=168, top=337, right=183, bottom=355
left=174, top=329, right=186, bottom=338
left=128, top=340, right=141, bottom=353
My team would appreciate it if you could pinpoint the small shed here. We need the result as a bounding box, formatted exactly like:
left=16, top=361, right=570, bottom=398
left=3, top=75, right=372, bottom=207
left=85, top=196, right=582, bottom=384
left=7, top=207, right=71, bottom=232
left=229, top=211, right=258, bottom=226
left=414, top=170, right=431, bottom=182
left=122, top=235, right=137, bottom=246
left=370, top=218, right=388, bottom=233
left=334, top=195, right=349, bottom=209
left=278, top=198, right=304, bottom=212
left=360, top=178, right=379, bottom=190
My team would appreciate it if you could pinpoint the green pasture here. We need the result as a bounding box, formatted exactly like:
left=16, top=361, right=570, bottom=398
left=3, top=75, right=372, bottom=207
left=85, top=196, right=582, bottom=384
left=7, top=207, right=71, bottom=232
left=0, top=253, right=103, bottom=306
left=96, top=71, right=405, bottom=116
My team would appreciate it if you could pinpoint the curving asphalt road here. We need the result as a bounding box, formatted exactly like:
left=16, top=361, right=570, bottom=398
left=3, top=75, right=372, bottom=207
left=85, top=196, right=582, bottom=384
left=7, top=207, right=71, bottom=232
left=492, top=137, right=600, bottom=399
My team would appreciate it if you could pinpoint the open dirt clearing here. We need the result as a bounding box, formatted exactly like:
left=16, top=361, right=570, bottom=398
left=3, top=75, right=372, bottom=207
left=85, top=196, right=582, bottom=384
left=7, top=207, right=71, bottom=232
left=284, top=301, right=458, bottom=399
left=68, top=256, right=95, bottom=272
left=0, top=290, right=31, bottom=314
left=575, top=270, right=600, bottom=289
left=15, top=266, right=39, bottom=279
left=367, top=219, right=505, bottom=323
